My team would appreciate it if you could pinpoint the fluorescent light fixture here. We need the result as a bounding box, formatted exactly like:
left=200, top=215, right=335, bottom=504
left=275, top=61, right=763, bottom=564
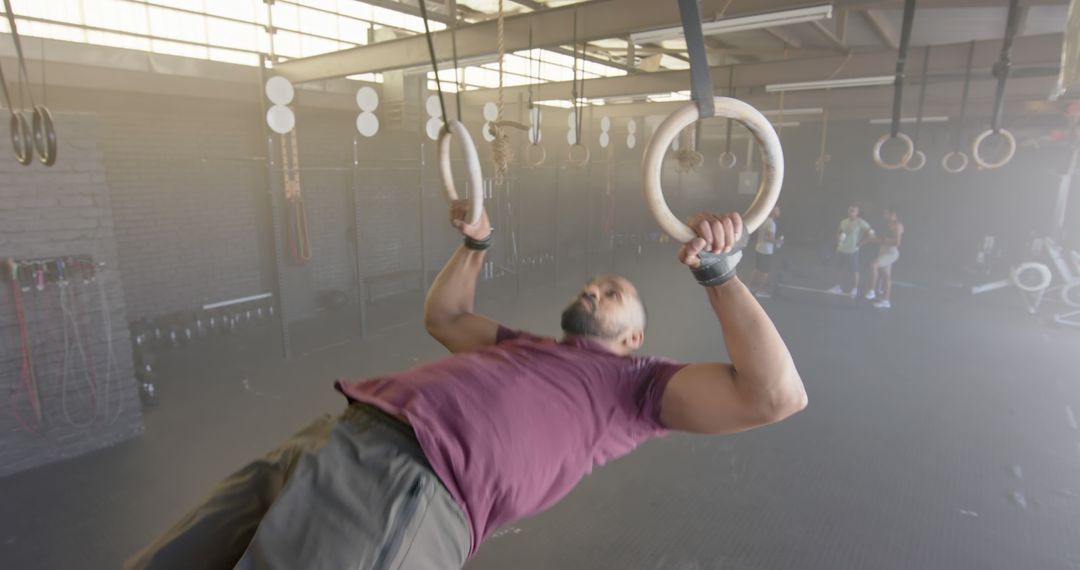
left=766, top=76, right=895, bottom=93
left=534, top=98, right=608, bottom=108
left=760, top=107, right=824, bottom=116
left=631, top=5, right=833, bottom=45
left=869, top=116, right=949, bottom=124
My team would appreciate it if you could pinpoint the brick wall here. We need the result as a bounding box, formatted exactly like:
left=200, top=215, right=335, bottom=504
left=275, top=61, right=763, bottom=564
left=0, top=113, right=142, bottom=478
left=99, top=102, right=274, bottom=320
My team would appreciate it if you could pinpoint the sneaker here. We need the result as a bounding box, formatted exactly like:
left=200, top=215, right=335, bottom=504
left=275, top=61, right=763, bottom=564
left=755, top=290, right=772, bottom=299
left=865, top=290, right=876, bottom=300
left=848, top=289, right=858, bottom=298
left=826, top=286, right=844, bottom=295
left=874, top=299, right=891, bottom=309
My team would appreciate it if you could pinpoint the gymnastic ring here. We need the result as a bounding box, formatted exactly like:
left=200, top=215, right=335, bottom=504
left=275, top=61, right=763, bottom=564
left=971, top=128, right=1016, bottom=170
left=32, top=106, right=57, bottom=167
left=525, top=143, right=546, bottom=167
left=718, top=151, right=737, bottom=169
left=642, top=97, right=783, bottom=244
left=942, top=151, right=968, bottom=174
left=1011, top=262, right=1052, bottom=293
left=872, top=132, right=914, bottom=170
left=1061, top=281, right=1080, bottom=308
left=436, top=119, right=484, bottom=227
left=902, top=150, right=926, bottom=172
left=567, top=143, right=590, bottom=168
left=9, top=112, right=33, bottom=166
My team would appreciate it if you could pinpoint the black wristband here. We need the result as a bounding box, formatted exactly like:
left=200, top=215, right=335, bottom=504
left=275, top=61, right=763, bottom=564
left=689, top=229, right=749, bottom=287
left=464, top=229, right=494, bottom=251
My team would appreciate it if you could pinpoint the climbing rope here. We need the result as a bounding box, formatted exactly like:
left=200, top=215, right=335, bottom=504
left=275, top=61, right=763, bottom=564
left=816, top=109, right=831, bottom=184
left=490, top=0, right=514, bottom=184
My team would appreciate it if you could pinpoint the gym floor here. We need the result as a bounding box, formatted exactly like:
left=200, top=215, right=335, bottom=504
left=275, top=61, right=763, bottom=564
left=2, top=248, right=1078, bottom=570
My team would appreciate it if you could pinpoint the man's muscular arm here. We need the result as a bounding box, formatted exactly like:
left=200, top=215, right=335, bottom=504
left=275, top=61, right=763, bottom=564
left=423, top=201, right=501, bottom=353
left=660, top=213, right=807, bottom=435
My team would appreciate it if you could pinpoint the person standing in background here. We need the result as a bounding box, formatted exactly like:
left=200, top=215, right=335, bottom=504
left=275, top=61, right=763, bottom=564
left=866, top=206, right=904, bottom=309
left=827, top=205, right=875, bottom=297
left=749, top=206, right=782, bottom=298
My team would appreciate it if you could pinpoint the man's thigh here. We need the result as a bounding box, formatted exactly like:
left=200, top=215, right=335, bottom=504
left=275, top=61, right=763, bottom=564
left=236, top=408, right=470, bottom=570
left=123, top=415, right=337, bottom=570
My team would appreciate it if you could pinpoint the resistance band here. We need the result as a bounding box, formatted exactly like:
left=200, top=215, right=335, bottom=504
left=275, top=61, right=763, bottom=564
left=8, top=259, right=43, bottom=432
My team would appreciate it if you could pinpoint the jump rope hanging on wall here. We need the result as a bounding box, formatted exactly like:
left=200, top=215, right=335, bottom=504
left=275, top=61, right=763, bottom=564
left=1, top=0, right=57, bottom=166
left=5, top=257, right=123, bottom=434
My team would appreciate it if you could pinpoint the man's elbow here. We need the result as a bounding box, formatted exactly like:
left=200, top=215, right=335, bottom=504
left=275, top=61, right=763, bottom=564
left=762, top=374, right=808, bottom=423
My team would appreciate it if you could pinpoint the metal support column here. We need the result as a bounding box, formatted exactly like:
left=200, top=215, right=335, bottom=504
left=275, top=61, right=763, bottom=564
left=257, top=53, right=292, bottom=360
left=419, top=142, right=428, bottom=290
left=351, top=135, right=368, bottom=337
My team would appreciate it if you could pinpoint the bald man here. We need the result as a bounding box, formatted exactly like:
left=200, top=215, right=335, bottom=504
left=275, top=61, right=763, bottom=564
left=126, top=204, right=806, bottom=570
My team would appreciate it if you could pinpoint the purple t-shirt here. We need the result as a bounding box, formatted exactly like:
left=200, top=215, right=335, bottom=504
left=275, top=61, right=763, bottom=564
left=335, top=326, right=686, bottom=558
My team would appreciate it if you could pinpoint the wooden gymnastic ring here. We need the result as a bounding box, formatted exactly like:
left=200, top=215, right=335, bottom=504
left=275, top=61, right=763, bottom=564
left=436, top=119, right=484, bottom=226
left=903, top=150, right=926, bottom=172
left=872, top=132, right=914, bottom=170
left=718, top=151, right=737, bottom=169
left=642, top=97, right=783, bottom=244
left=32, top=106, right=57, bottom=167
left=525, top=143, right=546, bottom=167
left=567, top=143, right=590, bottom=168
left=971, top=128, right=1016, bottom=170
left=9, top=112, right=32, bottom=166
left=942, top=151, right=968, bottom=173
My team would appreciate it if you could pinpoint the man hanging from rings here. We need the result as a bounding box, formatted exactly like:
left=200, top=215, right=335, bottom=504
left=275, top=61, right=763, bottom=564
left=124, top=201, right=807, bottom=570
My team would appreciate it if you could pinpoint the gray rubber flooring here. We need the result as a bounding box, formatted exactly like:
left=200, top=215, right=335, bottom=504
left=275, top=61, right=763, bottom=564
left=2, top=249, right=1079, bottom=569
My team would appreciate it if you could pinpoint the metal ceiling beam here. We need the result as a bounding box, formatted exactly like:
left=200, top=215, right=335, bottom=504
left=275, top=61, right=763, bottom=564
left=539, top=75, right=1056, bottom=119
left=509, top=0, right=547, bottom=10
left=861, top=9, right=897, bottom=50
left=837, top=0, right=1065, bottom=7
left=811, top=19, right=848, bottom=51
left=275, top=0, right=830, bottom=82
left=763, top=27, right=802, bottom=49
left=459, top=33, right=1062, bottom=105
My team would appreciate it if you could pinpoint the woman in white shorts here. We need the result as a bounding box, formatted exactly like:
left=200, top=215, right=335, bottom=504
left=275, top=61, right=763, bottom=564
left=866, top=207, right=904, bottom=309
